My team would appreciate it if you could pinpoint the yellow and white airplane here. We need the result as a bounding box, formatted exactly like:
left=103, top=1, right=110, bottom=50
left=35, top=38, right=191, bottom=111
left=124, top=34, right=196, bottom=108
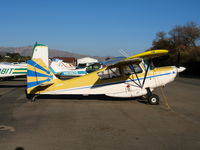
left=26, top=43, right=185, bottom=104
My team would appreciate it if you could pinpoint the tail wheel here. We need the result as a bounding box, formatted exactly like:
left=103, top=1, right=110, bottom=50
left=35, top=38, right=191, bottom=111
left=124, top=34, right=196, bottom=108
left=31, top=96, right=37, bottom=102
left=148, top=94, right=159, bottom=105
left=25, top=90, right=37, bottom=102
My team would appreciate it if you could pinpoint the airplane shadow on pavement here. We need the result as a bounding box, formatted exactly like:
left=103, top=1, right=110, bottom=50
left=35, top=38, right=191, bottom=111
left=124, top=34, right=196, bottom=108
left=0, top=84, right=26, bottom=88
left=15, top=147, right=24, bottom=150
left=33, top=94, right=146, bottom=102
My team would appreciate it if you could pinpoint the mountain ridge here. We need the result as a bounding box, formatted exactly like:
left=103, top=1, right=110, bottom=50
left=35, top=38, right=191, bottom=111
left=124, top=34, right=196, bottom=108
left=0, top=46, right=106, bottom=61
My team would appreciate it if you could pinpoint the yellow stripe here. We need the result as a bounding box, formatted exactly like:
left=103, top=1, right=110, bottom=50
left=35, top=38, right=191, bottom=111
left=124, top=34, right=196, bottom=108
left=13, top=70, right=27, bottom=73
left=28, top=77, right=49, bottom=82
left=27, top=64, right=48, bottom=75
left=154, top=66, right=173, bottom=73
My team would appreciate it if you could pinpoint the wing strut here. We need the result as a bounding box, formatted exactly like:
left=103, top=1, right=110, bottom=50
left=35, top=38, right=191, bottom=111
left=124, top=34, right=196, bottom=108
left=128, top=59, right=151, bottom=88
left=142, top=60, right=151, bottom=88
left=129, top=64, right=142, bottom=88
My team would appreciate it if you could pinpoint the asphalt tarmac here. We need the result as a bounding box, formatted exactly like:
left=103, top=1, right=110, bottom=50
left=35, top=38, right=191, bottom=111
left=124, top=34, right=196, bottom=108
left=0, top=77, right=200, bottom=150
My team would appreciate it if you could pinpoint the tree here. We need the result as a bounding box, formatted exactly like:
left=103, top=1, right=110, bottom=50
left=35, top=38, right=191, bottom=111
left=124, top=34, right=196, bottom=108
left=0, top=53, right=31, bottom=62
left=152, top=31, right=173, bottom=50
left=169, top=22, right=200, bottom=48
left=152, top=22, right=200, bottom=52
left=151, top=22, right=200, bottom=76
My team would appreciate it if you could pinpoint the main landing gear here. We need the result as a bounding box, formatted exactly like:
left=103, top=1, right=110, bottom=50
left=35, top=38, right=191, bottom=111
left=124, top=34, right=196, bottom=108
left=146, top=88, right=159, bottom=105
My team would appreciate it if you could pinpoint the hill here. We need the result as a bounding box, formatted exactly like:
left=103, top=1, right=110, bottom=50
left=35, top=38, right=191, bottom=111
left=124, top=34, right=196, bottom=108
left=0, top=46, right=105, bottom=61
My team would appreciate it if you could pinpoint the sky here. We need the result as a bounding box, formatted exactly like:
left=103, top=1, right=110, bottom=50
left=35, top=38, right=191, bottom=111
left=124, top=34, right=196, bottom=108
left=0, top=0, right=200, bottom=56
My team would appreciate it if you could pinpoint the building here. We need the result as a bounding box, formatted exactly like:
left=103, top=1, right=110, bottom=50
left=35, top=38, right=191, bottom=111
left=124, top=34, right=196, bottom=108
left=77, top=57, right=98, bottom=64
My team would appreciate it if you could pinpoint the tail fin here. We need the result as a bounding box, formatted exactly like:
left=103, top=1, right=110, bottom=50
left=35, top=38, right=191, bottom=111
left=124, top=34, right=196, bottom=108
left=27, top=58, right=54, bottom=94
left=32, top=42, right=49, bottom=67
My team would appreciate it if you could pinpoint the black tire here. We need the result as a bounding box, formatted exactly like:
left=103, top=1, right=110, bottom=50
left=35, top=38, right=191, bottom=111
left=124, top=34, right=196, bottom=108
left=148, top=94, right=159, bottom=105
left=31, top=96, right=37, bottom=102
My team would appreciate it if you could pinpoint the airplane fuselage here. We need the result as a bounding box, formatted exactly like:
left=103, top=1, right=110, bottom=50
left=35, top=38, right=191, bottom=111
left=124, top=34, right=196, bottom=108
left=0, top=63, right=27, bottom=78
left=31, top=63, right=178, bottom=98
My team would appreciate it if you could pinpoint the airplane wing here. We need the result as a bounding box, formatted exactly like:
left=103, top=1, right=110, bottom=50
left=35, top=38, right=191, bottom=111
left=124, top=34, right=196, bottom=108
left=126, top=49, right=169, bottom=60
left=98, top=49, right=169, bottom=89
left=108, top=58, right=142, bottom=68
left=101, top=57, right=126, bottom=66
left=106, top=49, right=169, bottom=68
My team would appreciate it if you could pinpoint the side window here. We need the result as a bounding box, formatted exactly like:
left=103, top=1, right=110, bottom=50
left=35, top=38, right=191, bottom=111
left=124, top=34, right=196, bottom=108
left=98, top=67, right=121, bottom=80
left=143, top=60, right=155, bottom=70
left=123, top=64, right=143, bottom=75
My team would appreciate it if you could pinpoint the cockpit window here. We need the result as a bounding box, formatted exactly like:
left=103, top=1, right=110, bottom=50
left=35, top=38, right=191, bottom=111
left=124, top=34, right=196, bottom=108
left=97, top=67, right=121, bottom=80
left=86, top=63, right=101, bottom=73
left=143, top=59, right=155, bottom=70
left=123, top=64, right=143, bottom=75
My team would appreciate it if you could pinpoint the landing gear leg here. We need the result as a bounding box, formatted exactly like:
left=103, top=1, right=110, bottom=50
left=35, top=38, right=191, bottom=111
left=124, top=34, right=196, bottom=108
left=146, top=88, right=159, bottom=105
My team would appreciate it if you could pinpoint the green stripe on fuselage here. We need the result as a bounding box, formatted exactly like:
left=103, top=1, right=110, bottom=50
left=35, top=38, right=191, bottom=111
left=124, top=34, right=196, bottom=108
left=12, top=72, right=26, bottom=74
left=14, top=68, right=27, bottom=70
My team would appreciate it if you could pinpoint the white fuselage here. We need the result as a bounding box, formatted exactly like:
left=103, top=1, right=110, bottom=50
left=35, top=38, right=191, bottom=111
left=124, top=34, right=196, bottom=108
left=50, top=59, right=87, bottom=76
left=0, top=63, right=27, bottom=78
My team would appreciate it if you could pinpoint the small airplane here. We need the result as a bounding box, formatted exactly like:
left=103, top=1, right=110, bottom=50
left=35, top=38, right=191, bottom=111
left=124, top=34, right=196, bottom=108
left=49, top=58, right=87, bottom=77
left=26, top=43, right=186, bottom=104
left=0, top=62, right=27, bottom=80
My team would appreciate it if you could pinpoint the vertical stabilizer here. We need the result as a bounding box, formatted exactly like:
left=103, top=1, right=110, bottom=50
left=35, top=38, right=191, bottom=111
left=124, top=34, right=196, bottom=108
left=32, top=42, right=49, bottom=67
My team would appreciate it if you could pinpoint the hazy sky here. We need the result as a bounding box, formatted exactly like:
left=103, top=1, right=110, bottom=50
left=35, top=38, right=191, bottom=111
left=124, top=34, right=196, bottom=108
left=0, top=0, right=199, bottom=56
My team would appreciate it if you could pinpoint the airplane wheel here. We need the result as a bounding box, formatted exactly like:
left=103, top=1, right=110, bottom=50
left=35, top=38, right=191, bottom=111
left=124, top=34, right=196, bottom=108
left=31, top=95, right=37, bottom=102
left=148, top=94, right=159, bottom=105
